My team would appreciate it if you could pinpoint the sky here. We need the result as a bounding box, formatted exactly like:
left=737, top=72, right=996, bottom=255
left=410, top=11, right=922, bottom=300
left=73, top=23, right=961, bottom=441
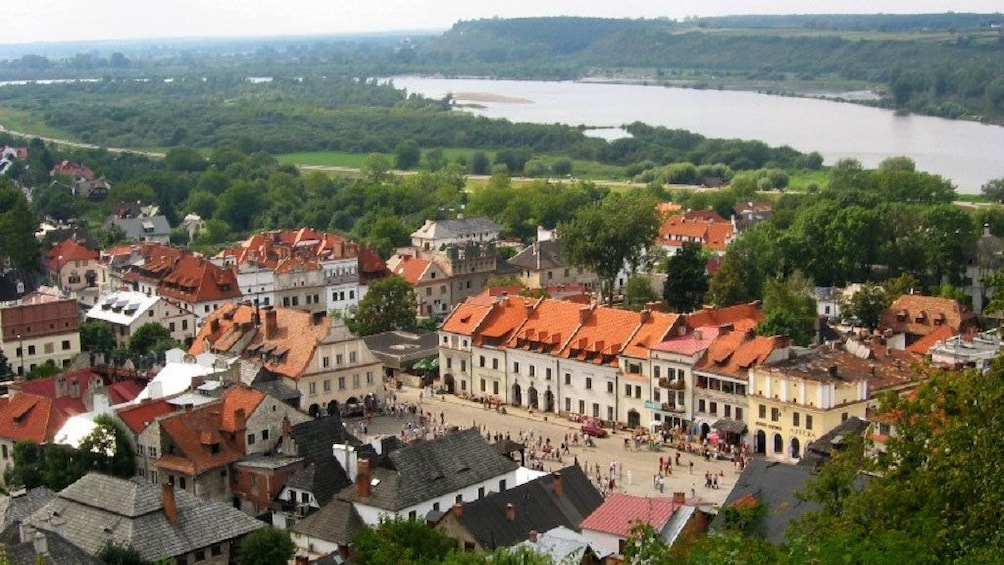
left=10, top=1, right=1003, bottom=45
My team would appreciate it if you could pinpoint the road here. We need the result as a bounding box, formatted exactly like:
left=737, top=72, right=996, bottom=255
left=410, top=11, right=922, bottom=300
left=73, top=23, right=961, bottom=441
left=349, top=385, right=737, bottom=506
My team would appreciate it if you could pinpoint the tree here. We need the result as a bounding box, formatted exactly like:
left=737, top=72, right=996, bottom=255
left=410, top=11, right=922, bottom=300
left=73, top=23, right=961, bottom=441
left=217, top=180, right=265, bottom=233
left=662, top=242, right=709, bottom=312
left=351, top=276, right=417, bottom=335
left=361, top=153, right=392, bottom=183
left=98, top=541, right=148, bottom=565
left=0, top=183, right=40, bottom=272
left=622, top=522, right=674, bottom=565
left=236, top=527, right=294, bottom=565
left=981, top=177, right=1004, bottom=203
left=469, top=151, right=490, bottom=175
left=0, top=350, right=11, bottom=379
left=625, top=274, right=658, bottom=310
left=758, top=272, right=816, bottom=346
left=353, top=517, right=455, bottom=565
left=394, top=140, right=421, bottom=170
left=127, top=322, right=174, bottom=355
left=81, top=319, right=116, bottom=354
left=425, top=148, right=446, bottom=171
left=165, top=146, right=207, bottom=172
left=560, top=192, right=659, bottom=305
left=840, top=282, right=890, bottom=329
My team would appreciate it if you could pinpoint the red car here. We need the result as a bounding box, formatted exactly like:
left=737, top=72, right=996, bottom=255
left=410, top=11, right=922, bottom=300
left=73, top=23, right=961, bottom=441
left=581, top=421, right=609, bottom=438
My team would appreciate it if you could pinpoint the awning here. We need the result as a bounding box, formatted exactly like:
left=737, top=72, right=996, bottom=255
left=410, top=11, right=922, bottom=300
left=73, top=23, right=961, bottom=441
left=713, top=417, right=748, bottom=435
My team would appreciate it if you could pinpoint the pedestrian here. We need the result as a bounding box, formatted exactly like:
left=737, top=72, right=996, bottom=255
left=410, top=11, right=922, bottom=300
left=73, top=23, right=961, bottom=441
left=689, top=461, right=694, bottom=474
left=657, top=475, right=665, bottom=493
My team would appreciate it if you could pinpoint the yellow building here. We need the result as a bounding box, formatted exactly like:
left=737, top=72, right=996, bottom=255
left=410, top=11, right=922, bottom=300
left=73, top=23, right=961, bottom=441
left=748, top=340, right=915, bottom=461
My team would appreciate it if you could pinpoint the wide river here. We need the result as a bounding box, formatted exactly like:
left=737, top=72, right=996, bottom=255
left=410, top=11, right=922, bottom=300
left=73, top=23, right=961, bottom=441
left=391, top=77, right=1004, bottom=194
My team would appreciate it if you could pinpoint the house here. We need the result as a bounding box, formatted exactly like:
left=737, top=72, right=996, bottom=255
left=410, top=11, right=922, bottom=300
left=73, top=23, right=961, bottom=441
left=16, top=369, right=139, bottom=418
left=45, top=239, right=102, bottom=293
left=3, top=524, right=103, bottom=565
left=617, top=310, right=682, bottom=427
left=507, top=239, right=598, bottom=292
left=748, top=339, right=915, bottom=461
left=0, top=487, right=56, bottom=530
left=338, top=428, right=521, bottom=526
left=49, top=161, right=94, bottom=182
left=86, top=289, right=197, bottom=346
left=103, top=215, right=172, bottom=244
left=0, top=289, right=80, bottom=376
left=0, top=393, right=67, bottom=483
left=709, top=458, right=817, bottom=544
left=75, top=177, right=111, bottom=202
left=451, top=293, right=535, bottom=400
left=579, top=493, right=684, bottom=560
left=25, top=473, right=263, bottom=564
left=363, top=328, right=440, bottom=384
left=657, top=210, right=735, bottom=256
left=797, top=416, right=871, bottom=469
left=191, top=304, right=382, bottom=418
left=181, top=214, right=206, bottom=241
left=156, top=255, right=242, bottom=326
left=513, top=526, right=607, bottom=565
left=114, top=398, right=179, bottom=483
left=732, top=201, right=774, bottom=232
left=436, top=465, right=603, bottom=552
left=964, top=224, right=1004, bottom=316
left=926, top=328, right=1003, bottom=370
left=879, top=294, right=979, bottom=350
left=390, top=255, right=452, bottom=318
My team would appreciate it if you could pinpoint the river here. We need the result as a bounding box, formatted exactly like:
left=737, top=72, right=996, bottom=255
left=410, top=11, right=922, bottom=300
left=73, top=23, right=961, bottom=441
left=391, top=77, right=1004, bottom=194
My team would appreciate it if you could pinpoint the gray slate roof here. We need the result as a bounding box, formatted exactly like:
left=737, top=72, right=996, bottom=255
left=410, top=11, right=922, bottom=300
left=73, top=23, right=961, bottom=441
left=709, top=458, right=816, bottom=544
left=282, top=416, right=360, bottom=506
left=103, top=216, right=170, bottom=240
left=5, top=527, right=105, bottom=565
left=412, top=217, right=501, bottom=240
left=453, top=464, right=604, bottom=550
left=507, top=240, right=566, bottom=271
left=25, top=474, right=263, bottom=562
left=289, top=499, right=364, bottom=545
left=362, top=329, right=439, bottom=369
left=340, top=428, right=519, bottom=512
left=798, top=416, right=870, bottom=469
left=0, top=487, right=56, bottom=529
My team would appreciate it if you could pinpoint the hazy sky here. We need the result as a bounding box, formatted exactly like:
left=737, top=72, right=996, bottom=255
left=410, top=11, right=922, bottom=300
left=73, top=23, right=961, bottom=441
left=10, top=1, right=1003, bottom=45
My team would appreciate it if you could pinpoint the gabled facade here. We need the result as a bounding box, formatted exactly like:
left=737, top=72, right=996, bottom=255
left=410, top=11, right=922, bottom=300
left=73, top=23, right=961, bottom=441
left=880, top=294, right=979, bottom=350
left=391, top=255, right=452, bottom=317
left=157, top=255, right=242, bottom=326
left=86, top=289, right=196, bottom=346
left=657, top=210, right=735, bottom=256
left=45, top=239, right=102, bottom=292
left=616, top=311, right=682, bottom=427
left=0, top=392, right=66, bottom=482
left=507, top=239, right=598, bottom=291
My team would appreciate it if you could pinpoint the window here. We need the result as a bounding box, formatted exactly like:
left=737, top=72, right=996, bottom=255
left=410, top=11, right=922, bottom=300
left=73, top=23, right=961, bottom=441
left=433, top=502, right=440, bottom=511
left=793, top=412, right=800, bottom=427
left=771, top=408, right=780, bottom=422
left=698, top=399, right=706, bottom=413
left=455, top=494, right=463, bottom=503
left=247, top=433, right=256, bottom=445
left=492, top=358, right=499, bottom=370
left=498, top=479, right=507, bottom=491
left=338, top=377, right=346, bottom=390
left=350, top=351, right=357, bottom=363
left=323, top=379, right=331, bottom=392
left=564, top=373, right=571, bottom=385
left=204, top=305, right=210, bottom=313
left=182, top=320, right=188, bottom=331
left=261, top=429, right=269, bottom=441
left=460, top=360, right=466, bottom=372
left=353, top=374, right=360, bottom=388
left=579, top=400, right=585, bottom=414
left=725, top=405, right=732, bottom=418
left=545, top=368, right=552, bottom=380
left=478, top=486, right=485, bottom=499
left=480, top=379, right=486, bottom=392
left=446, top=357, right=452, bottom=369
left=736, top=407, right=743, bottom=421
left=606, top=382, right=614, bottom=394
left=336, top=354, right=344, bottom=365
left=513, top=362, right=520, bottom=374
left=194, top=550, right=206, bottom=561
left=592, top=403, right=600, bottom=418
left=147, top=446, right=157, bottom=457
left=27, top=345, right=35, bottom=355
left=758, top=404, right=766, bottom=419
left=654, top=389, right=661, bottom=402
left=607, top=406, right=614, bottom=420
left=585, top=378, right=592, bottom=390
left=565, top=398, right=571, bottom=411
left=841, top=412, right=849, bottom=422
left=654, top=365, right=661, bottom=379
left=323, top=356, right=330, bottom=368
left=710, top=402, right=718, bottom=415
left=211, top=545, right=222, bottom=557
left=806, top=415, right=814, bottom=430
left=61, top=340, right=71, bottom=350
left=367, top=371, right=374, bottom=384
left=479, top=356, right=485, bottom=368
left=409, top=510, right=417, bottom=520
left=625, top=384, right=632, bottom=396
left=309, top=382, right=317, bottom=395
left=529, top=365, right=535, bottom=377
left=179, top=477, right=187, bottom=490
left=493, top=381, right=499, bottom=395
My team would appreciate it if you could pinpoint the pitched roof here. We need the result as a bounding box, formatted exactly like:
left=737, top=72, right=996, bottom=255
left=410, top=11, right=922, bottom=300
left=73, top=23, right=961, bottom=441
left=881, top=294, right=978, bottom=337
left=657, top=211, right=734, bottom=253
left=362, top=329, right=440, bottom=368
left=26, top=474, right=263, bottom=562
left=652, top=325, right=720, bottom=356
left=0, top=487, right=56, bottom=529
left=289, top=498, right=364, bottom=545
left=17, top=370, right=106, bottom=417
left=105, top=215, right=171, bottom=240
left=6, top=528, right=104, bottom=565
left=798, top=416, right=871, bottom=469
left=86, top=290, right=161, bottom=326
left=709, top=459, right=817, bottom=544
left=155, top=401, right=244, bottom=475
left=685, top=303, right=763, bottom=331
left=340, top=428, right=519, bottom=511
left=0, top=394, right=66, bottom=444
left=452, top=465, right=604, bottom=550
left=411, top=217, right=502, bottom=240
left=45, top=239, right=98, bottom=271
left=505, top=298, right=583, bottom=354
left=695, top=330, right=787, bottom=379
left=558, top=306, right=641, bottom=364
left=906, top=324, right=956, bottom=355
left=115, top=399, right=177, bottom=434
left=441, top=295, right=496, bottom=336
left=475, top=295, right=533, bottom=344
left=220, top=387, right=265, bottom=433
left=623, top=311, right=680, bottom=359
left=508, top=240, right=567, bottom=271
left=190, top=303, right=328, bottom=380
left=158, top=254, right=241, bottom=304
left=580, top=494, right=679, bottom=538
left=392, top=256, right=432, bottom=285
left=284, top=417, right=360, bottom=506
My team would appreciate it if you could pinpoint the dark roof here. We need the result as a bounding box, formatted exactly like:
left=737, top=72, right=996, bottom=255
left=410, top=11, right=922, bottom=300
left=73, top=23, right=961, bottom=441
left=341, top=428, right=519, bottom=511
left=490, top=438, right=526, bottom=455
left=362, top=329, right=439, bottom=368
left=0, top=487, right=56, bottom=529
left=712, top=418, right=747, bottom=435
left=290, top=499, right=364, bottom=545
left=25, top=474, right=263, bottom=562
left=508, top=240, right=566, bottom=271
left=251, top=378, right=302, bottom=402
left=0, top=269, right=41, bottom=302
left=286, top=460, right=350, bottom=507
left=5, top=528, right=105, bottom=565
left=454, top=465, right=604, bottom=550
left=798, top=416, right=871, bottom=469
left=103, top=215, right=171, bottom=240
left=283, top=416, right=360, bottom=506
left=709, top=459, right=816, bottom=544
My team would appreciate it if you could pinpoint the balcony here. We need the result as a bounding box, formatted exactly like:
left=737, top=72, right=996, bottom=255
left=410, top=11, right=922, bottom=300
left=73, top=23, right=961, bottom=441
left=644, top=400, right=684, bottom=413
left=658, top=378, right=685, bottom=390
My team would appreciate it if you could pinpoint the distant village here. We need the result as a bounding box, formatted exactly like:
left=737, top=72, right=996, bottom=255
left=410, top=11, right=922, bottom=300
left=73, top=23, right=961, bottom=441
left=0, top=148, right=1000, bottom=564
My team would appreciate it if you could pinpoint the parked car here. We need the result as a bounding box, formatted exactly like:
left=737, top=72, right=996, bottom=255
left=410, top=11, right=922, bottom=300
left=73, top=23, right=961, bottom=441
left=581, top=421, right=609, bottom=438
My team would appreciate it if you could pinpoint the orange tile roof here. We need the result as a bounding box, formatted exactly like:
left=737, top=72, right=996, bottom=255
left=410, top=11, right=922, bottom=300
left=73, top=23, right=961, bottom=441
left=46, top=239, right=99, bottom=271
left=559, top=306, right=641, bottom=364
left=623, top=311, right=681, bottom=358
left=657, top=211, right=734, bottom=253
left=159, top=255, right=242, bottom=304
left=156, top=402, right=243, bottom=475
left=190, top=303, right=328, bottom=380
left=506, top=298, right=586, bottom=355
left=685, top=303, right=763, bottom=331
left=475, top=295, right=533, bottom=344
left=392, top=257, right=432, bottom=285
left=441, top=296, right=495, bottom=336
left=880, top=295, right=978, bottom=338
left=218, top=229, right=364, bottom=269
left=274, top=256, right=321, bottom=275
left=580, top=493, right=678, bottom=538
left=905, top=324, right=956, bottom=355
left=116, top=399, right=177, bottom=434
left=220, top=387, right=265, bottom=433
left=0, top=393, right=66, bottom=444
left=696, top=329, right=787, bottom=378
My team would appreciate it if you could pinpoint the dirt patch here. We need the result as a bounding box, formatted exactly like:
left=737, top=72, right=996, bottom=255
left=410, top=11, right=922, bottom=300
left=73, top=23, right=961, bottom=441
left=453, top=91, right=533, bottom=104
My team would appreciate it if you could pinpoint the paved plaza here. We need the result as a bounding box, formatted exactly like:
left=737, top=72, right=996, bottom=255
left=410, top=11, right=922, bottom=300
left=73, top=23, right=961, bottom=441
left=347, top=386, right=739, bottom=506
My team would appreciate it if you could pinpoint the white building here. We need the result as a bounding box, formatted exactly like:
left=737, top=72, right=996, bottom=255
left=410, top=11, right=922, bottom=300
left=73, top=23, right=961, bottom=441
left=86, top=290, right=197, bottom=346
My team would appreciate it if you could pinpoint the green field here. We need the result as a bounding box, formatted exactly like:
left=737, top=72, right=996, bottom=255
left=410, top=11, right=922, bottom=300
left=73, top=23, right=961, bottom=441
left=0, top=107, right=78, bottom=141
left=276, top=151, right=378, bottom=168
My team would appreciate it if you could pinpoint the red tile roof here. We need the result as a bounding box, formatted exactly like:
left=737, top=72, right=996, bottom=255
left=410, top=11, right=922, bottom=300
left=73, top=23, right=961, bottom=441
left=506, top=299, right=587, bottom=355
left=696, top=330, right=788, bottom=379
left=658, top=211, right=734, bottom=253
left=880, top=295, right=978, bottom=338
left=116, top=399, right=177, bottom=434
left=158, top=255, right=241, bottom=304
left=18, top=369, right=107, bottom=417
left=685, top=303, right=763, bottom=331
left=46, top=239, right=99, bottom=271
left=220, top=387, right=265, bottom=433
left=906, top=324, right=956, bottom=355
left=623, top=311, right=681, bottom=358
left=559, top=306, right=640, bottom=364
left=392, top=256, right=432, bottom=285
left=441, top=295, right=496, bottom=336
left=0, top=393, right=66, bottom=443
left=580, top=494, right=678, bottom=538
left=50, top=160, right=94, bottom=180
left=653, top=326, right=721, bottom=356
left=156, top=401, right=244, bottom=475
left=190, top=303, right=328, bottom=380
left=107, top=380, right=145, bottom=404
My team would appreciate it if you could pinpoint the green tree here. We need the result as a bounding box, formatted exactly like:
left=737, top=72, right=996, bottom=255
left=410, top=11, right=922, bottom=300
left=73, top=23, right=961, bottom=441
left=758, top=272, right=816, bottom=345
left=353, top=516, right=455, bottom=565
left=164, top=146, right=208, bottom=172
left=622, top=522, right=674, bottom=565
left=98, top=541, right=148, bottom=565
left=351, top=276, right=417, bottom=336
left=0, top=350, right=11, bottom=378
left=0, top=183, right=40, bottom=271
left=469, top=151, right=491, bottom=175
left=425, top=148, right=446, bottom=172
left=394, top=140, right=422, bottom=170
left=362, top=153, right=392, bottom=183
left=840, top=282, right=890, bottom=329
left=560, top=192, right=659, bottom=305
left=981, top=177, right=1004, bottom=203
left=625, top=274, right=658, bottom=310
left=127, top=322, right=175, bottom=355
left=236, top=526, right=294, bottom=565
left=217, top=181, right=265, bottom=233
left=96, top=224, right=128, bottom=249
left=662, top=242, right=709, bottom=312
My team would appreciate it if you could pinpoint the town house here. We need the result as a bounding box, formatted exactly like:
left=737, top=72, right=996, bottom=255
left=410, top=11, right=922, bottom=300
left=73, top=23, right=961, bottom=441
left=879, top=294, right=979, bottom=350
left=657, top=209, right=734, bottom=256
left=390, top=255, right=452, bottom=318
left=616, top=310, right=681, bottom=428
left=507, top=235, right=598, bottom=292
left=45, top=239, right=103, bottom=292
left=0, top=289, right=80, bottom=376
left=86, top=289, right=197, bottom=346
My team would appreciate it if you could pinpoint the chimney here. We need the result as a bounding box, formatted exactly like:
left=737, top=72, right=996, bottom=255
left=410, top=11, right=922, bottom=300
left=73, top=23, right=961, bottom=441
left=210, top=318, right=220, bottom=334
left=162, top=482, right=178, bottom=524
left=453, top=502, right=464, bottom=517
left=673, top=491, right=686, bottom=504
left=693, top=329, right=703, bottom=340
left=32, top=531, right=48, bottom=557
left=505, top=503, right=515, bottom=521
left=639, top=309, right=651, bottom=323
left=263, top=308, right=278, bottom=340
left=528, top=530, right=538, bottom=543
left=356, top=459, right=372, bottom=497
left=645, top=301, right=663, bottom=313
left=551, top=472, right=563, bottom=498
left=579, top=306, right=591, bottom=324
left=234, top=408, right=247, bottom=432
left=281, top=416, right=292, bottom=454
